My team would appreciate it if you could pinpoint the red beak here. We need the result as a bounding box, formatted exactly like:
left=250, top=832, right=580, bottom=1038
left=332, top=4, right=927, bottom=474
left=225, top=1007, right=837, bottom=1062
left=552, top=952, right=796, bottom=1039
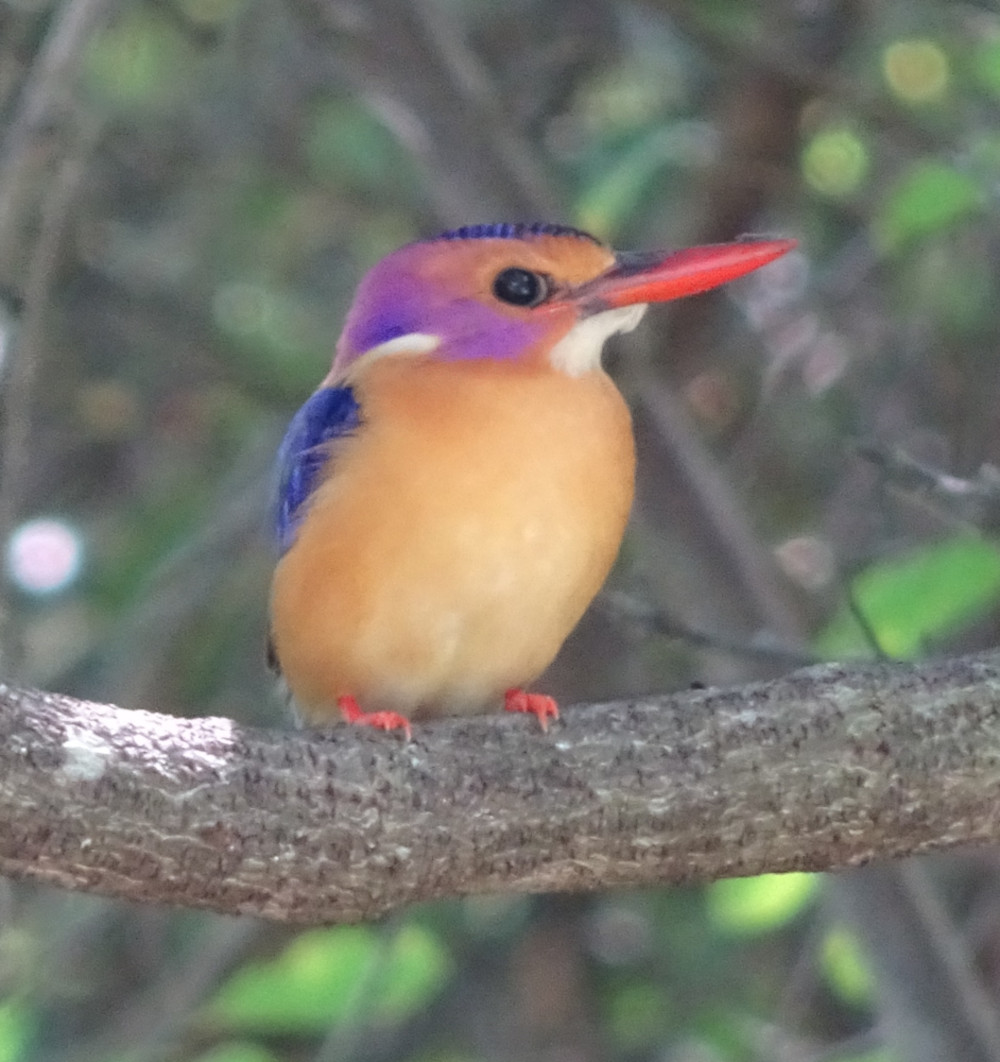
left=573, top=236, right=797, bottom=314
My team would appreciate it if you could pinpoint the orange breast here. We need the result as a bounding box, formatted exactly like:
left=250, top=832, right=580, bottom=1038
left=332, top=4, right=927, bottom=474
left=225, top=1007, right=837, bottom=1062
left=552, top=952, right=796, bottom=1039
left=269, top=355, right=635, bottom=722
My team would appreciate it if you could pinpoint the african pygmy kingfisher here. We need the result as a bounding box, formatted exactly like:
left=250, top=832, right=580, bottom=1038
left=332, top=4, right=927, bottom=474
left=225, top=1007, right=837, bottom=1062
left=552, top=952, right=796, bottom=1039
left=269, top=222, right=795, bottom=736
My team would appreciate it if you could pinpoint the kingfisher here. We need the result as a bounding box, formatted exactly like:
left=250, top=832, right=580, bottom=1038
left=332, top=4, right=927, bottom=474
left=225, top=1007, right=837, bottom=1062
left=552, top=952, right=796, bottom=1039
left=269, top=222, right=795, bottom=736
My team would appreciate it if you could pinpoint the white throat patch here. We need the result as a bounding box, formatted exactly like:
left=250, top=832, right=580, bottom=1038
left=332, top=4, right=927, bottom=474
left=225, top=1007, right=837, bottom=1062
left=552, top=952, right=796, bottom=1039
left=548, top=304, right=648, bottom=377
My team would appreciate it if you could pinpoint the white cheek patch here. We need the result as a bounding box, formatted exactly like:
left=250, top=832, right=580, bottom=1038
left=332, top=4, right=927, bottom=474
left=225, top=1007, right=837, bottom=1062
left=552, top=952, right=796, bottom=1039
left=349, top=332, right=441, bottom=374
left=548, top=304, right=648, bottom=377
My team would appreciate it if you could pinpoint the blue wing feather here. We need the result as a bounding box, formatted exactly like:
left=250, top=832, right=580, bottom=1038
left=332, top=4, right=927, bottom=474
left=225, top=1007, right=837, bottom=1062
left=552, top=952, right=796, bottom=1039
left=275, top=386, right=361, bottom=554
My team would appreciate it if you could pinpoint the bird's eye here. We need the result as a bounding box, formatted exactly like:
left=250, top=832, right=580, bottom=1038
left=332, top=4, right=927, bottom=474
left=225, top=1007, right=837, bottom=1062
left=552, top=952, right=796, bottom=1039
left=492, top=267, right=548, bottom=307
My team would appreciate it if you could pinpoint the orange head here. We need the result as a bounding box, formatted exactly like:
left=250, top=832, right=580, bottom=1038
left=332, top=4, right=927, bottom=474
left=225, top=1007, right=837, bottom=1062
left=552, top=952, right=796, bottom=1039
left=332, top=222, right=795, bottom=379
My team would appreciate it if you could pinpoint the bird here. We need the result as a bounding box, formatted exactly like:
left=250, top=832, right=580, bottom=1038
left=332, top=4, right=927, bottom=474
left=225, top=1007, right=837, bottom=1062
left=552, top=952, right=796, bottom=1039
left=269, top=222, right=795, bottom=737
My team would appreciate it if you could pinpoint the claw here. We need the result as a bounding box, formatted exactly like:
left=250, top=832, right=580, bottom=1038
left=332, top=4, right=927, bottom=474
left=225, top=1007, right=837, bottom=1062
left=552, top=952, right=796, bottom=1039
left=337, top=695, right=412, bottom=739
left=504, top=688, right=559, bottom=732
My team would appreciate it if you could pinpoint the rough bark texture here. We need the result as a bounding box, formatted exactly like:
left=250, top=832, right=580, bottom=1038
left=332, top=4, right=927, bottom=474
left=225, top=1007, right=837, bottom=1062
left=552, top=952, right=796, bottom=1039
left=3, top=651, right=1000, bottom=924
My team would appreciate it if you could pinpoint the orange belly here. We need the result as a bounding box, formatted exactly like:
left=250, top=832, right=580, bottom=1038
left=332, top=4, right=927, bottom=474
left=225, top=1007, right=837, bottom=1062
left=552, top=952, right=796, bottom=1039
left=269, top=355, right=635, bottom=722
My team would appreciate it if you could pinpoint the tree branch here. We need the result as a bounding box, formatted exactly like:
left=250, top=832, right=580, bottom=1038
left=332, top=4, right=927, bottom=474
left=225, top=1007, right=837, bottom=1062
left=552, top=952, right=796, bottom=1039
left=3, top=651, right=1000, bottom=924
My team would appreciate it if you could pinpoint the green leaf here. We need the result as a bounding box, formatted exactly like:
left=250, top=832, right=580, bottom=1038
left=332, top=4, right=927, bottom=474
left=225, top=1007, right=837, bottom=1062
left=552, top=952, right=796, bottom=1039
left=576, top=128, right=680, bottom=238
left=210, top=924, right=449, bottom=1034
left=379, top=923, right=451, bottom=1015
left=816, top=535, right=1000, bottom=659
left=691, top=1009, right=755, bottom=1059
left=574, top=118, right=719, bottom=239
left=820, top=928, right=874, bottom=1006
left=211, top=927, right=371, bottom=1032
left=606, top=983, right=671, bottom=1050
left=874, top=161, right=982, bottom=252
left=707, top=873, right=820, bottom=935
left=0, top=1003, right=34, bottom=1062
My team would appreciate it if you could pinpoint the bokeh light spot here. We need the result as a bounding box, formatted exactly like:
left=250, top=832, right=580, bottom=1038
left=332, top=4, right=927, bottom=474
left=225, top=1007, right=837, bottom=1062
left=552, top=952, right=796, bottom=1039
left=6, top=518, right=84, bottom=596
left=775, top=535, right=836, bottom=591
left=802, top=128, right=868, bottom=198
left=883, top=39, right=949, bottom=103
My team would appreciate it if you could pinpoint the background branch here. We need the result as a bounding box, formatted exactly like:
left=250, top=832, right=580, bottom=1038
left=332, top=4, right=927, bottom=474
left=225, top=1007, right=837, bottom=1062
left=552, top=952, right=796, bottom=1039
left=4, top=650, right=1000, bottom=925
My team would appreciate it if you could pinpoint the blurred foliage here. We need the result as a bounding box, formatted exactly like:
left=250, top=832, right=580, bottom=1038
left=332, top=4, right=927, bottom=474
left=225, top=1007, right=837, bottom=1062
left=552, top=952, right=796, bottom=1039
left=821, top=928, right=875, bottom=1008
left=706, top=873, right=820, bottom=935
left=210, top=924, right=450, bottom=1033
left=4, top=0, right=1000, bottom=1059
left=817, top=534, right=1000, bottom=658
left=0, top=1005, right=33, bottom=1062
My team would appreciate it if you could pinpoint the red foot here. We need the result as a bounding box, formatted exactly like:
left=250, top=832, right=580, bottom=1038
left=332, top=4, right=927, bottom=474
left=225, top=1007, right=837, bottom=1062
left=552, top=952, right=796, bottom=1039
left=504, top=688, right=559, bottom=732
left=337, top=695, right=412, bottom=739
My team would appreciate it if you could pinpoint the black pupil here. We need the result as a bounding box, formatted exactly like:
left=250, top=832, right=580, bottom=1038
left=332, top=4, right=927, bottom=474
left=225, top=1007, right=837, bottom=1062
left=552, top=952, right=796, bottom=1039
left=493, top=267, right=544, bottom=307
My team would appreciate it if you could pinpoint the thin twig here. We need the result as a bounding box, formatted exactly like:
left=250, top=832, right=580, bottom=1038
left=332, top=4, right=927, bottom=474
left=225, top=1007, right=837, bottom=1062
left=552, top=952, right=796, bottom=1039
left=52, top=917, right=270, bottom=1062
left=858, top=443, right=1000, bottom=531
left=0, top=114, right=102, bottom=676
left=0, top=0, right=119, bottom=265
left=601, top=590, right=816, bottom=668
